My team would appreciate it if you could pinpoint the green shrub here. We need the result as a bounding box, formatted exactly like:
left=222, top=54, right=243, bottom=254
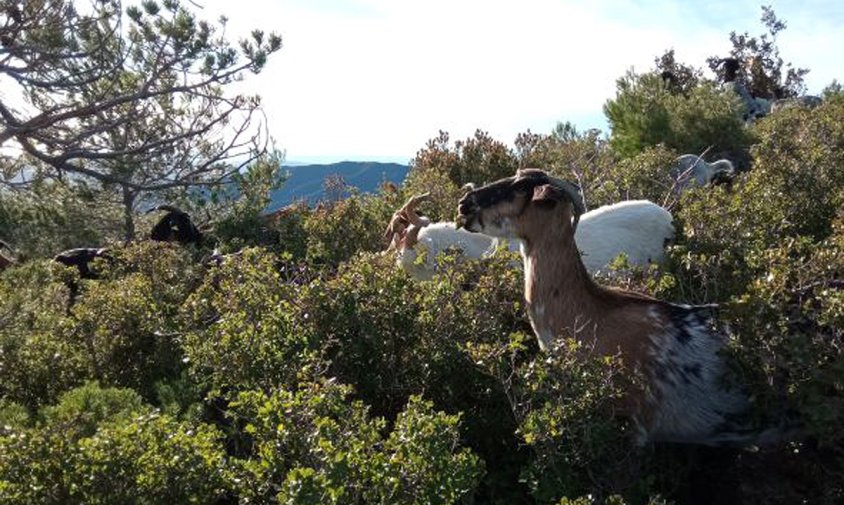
left=585, top=145, right=680, bottom=209
left=40, top=382, right=148, bottom=438
left=303, top=192, right=398, bottom=268
left=469, top=335, right=644, bottom=503
left=67, top=243, right=200, bottom=400
left=228, top=381, right=482, bottom=505
left=669, top=98, right=844, bottom=304
left=0, top=382, right=227, bottom=505
left=604, top=71, right=752, bottom=159
left=72, top=412, right=227, bottom=505
left=0, top=261, right=87, bottom=408
left=725, top=231, right=844, bottom=441
left=409, top=130, right=518, bottom=189
left=299, top=250, right=532, bottom=501
left=182, top=247, right=321, bottom=393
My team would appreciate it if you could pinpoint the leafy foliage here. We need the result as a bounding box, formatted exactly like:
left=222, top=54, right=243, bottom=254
left=0, top=181, right=123, bottom=259
left=2, top=6, right=843, bottom=505
left=181, top=247, right=320, bottom=393
left=604, top=70, right=752, bottom=159
left=229, top=383, right=482, bottom=505
left=0, top=382, right=228, bottom=505
left=302, top=192, right=397, bottom=268
left=469, top=335, right=641, bottom=502
left=705, top=6, right=808, bottom=99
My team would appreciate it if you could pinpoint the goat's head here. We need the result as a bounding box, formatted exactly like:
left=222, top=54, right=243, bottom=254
left=456, top=168, right=584, bottom=241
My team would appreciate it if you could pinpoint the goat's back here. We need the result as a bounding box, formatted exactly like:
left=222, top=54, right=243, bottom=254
left=575, top=200, right=674, bottom=272
left=397, top=222, right=497, bottom=280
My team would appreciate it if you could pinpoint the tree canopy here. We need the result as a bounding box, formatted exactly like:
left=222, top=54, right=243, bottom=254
left=0, top=0, right=282, bottom=238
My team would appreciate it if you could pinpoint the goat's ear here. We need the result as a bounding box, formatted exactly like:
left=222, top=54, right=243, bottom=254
left=531, top=184, right=564, bottom=208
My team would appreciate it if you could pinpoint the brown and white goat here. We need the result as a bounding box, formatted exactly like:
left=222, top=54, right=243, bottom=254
left=456, top=168, right=782, bottom=447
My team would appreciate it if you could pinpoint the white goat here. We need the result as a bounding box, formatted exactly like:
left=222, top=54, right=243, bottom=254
left=669, top=155, right=735, bottom=193
left=384, top=194, right=505, bottom=281
left=575, top=200, right=673, bottom=273
left=385, top=194, right=674, bottom=281
left=456, top=168, right=790, bottom=447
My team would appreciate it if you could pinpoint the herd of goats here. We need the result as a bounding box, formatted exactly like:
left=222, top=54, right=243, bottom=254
left=0, top=60, right=828, bottom=448
left=0, top=161, right=801, bottom=449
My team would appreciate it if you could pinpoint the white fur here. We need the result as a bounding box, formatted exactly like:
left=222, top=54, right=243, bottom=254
left=396, top=200, right=674, bottom=280
left=574, top=200, right=674, bottom=273
left=396, top=222, right=509, bottom=281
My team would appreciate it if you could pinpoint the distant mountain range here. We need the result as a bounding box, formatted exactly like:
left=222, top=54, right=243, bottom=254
left=267, top=161, right=410, bottom=212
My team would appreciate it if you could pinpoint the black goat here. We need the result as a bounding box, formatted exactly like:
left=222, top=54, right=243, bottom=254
left=53, top=247, right=111, bottom=310
left=53, top=248, right=110, bottom=279
left=147, top=205, right=203, bottom=245
left=720, top=57, right=741, bottom=83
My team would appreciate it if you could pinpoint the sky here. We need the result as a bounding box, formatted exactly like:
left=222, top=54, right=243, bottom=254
left=196, top=0, right=844, bottom=164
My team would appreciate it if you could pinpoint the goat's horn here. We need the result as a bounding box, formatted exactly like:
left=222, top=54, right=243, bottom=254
left=548, top=178, right=585, bottom=231
left=403, top=193, right=431, bottom=213
left=401, top=193, right=431, bottom=227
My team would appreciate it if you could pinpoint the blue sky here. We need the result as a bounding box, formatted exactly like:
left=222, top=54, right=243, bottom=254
left=199, top=0, right=843, bottom=164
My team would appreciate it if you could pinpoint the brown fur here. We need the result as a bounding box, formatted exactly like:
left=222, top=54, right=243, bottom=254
left=458, top=174, right=675, bottom=410
left=518, top=190, right=669, bottom=357
left=458, top=171, right=777, bottom=446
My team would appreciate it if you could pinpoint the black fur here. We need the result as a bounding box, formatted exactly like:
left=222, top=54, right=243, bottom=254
left=148, top=206, right=203, bottom=245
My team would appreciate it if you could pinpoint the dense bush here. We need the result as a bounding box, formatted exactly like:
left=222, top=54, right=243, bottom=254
left=409, top=130, right=518, bottom=187
left=0, top=382, right=228, bottom=505
left=302, top=192, right=399, bottom=268
left=0, top=261, right=87, bottom=408
left=69, top=243, right=200, bottom=400
left=181, top=247, right=320, bottom=393
left=469, top=335, right=642, bottom=503
left=2, top=40, right=843, bottom=505
left=229, top=382, right=482, bottom=504
left=0, top=242, right=200, bottom=408
left=604, top=71, right=753, bottom=160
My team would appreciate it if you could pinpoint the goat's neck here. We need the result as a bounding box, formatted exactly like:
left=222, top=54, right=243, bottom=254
left=521, top=215, right=622, bottom=350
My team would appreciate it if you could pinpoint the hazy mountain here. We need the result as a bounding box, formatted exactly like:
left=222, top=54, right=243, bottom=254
left=267, top=161, right=410, bottom=211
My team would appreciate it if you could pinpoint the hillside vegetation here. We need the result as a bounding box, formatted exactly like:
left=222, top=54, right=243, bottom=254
left=2, top=2, right=843, bottom=504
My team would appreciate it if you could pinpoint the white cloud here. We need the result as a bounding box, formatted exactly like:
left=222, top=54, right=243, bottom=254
left=196, top=0, right=844, bottom=162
